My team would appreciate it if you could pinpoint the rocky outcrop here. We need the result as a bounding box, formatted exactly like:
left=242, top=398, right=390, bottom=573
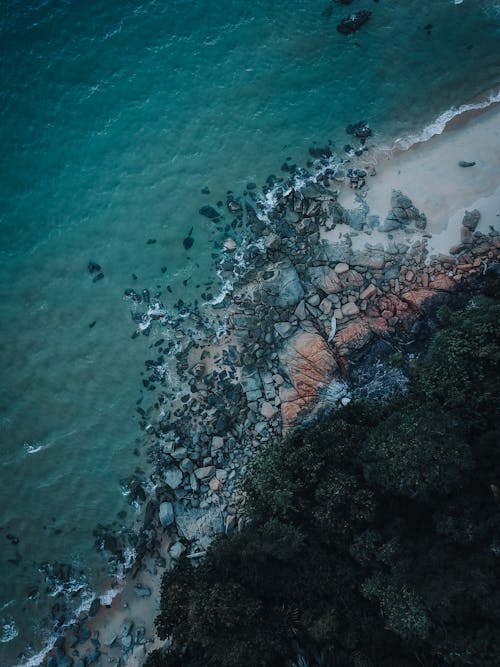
left=257, top=259, right=304, bottom=307
left=380, top=190, right=427, bottom=232
left=279, top=328, right=339, bottom=429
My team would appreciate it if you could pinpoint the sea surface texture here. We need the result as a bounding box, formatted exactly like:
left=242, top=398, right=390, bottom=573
left=1, top=0, right=500, bottom=663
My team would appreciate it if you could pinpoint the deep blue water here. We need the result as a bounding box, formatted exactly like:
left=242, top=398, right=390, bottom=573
left=1, top=0, right=500, bottom=662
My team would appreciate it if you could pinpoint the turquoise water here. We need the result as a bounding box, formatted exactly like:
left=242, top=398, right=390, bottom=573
left=1, top=0, right=500, bottom=662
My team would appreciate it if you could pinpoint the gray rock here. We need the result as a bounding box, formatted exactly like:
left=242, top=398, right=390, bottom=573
left=314, top=239, right=352, bottom=264
left=159, top=501, right=175, bottom=527
left=180, top=457, right=194, bottom=473
left=171, top=447, right=187, bottom=461
left=327, top=201, right=349, bottom=227
left=274, top=321, right=295, bottom=338
left=294, top=300, right=307, bottom=320
left=381, top=190, right=427, bottom=231
left=462, top=209, right=481, bottom=231
left=169, top=541, right=186, bottom=560
left=300, top=182, right=335, bottom=200
left=121, top=620, right=133, bottom=637
left=346, top=208, right=365, bottom=231
left=307, top=294, right=321, bottom=306
left=351, top=250, right=385, bottom=270
left=258, top=260, right=304, bottom=307
left=460, top=226, right=473, bottom=244
left=133, top=585, right=152, bottom=597
left=88, top=598, right=100, bottom=618
left=194, top=466, right=216, bottom=480
left=306, top=265, right=342, bottom=293
left=211, top=436, right=224, bottom=450
left=164, top=466, right=183, bottom=489
left=342, top=302, right=360, bottom=317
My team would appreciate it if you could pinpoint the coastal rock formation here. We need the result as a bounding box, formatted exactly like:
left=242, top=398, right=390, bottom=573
left=380, top=190, right=427, bottom=232
left=279, top=328, right=338, bottom=429
left=257, top=260, right=304, bottom=307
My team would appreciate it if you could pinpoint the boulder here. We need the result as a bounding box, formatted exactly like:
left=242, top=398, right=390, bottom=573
left=351, top=250, right=385, bottom=269
left=334, top=262, right=349, bottom=274
left=279, top=330, right=338, bottom=430
left=342, top=302, right=360, bottom=317
left=380, top=190, right=427, bottom=231
left=306, top=266, right=342, bottom=293
left=159, top=502, right=175, bottom=527
left=261, top=401, right=277, bottom=419
left=169, top=541, right=186, bottom=560
left=258, top=261, right=304, bottom=307
left=194, top=466, right=216, bottom=480
left=164, top=466, right=183, bottom=490
left=222, top=237, right=237, bottom=251
left=88, top=598, right=100, bottom=618
left=274, top=321, right=295, bottom=338
left=360, top=284, right=377, bottom=300
left=314, top=239, right=352, bottom=264
left=462, top=209, right=481, bottom=231
left=199, top=205, right=220, bottom=220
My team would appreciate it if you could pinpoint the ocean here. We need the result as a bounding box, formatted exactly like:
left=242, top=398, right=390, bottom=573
left=1, top=0, right=500, bottom=663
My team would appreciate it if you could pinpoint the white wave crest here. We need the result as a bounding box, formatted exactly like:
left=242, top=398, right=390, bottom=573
left=0, top=618, right=19, bottom=644
left=23, top=442, right=45, bottom=455
left=393, top=89, right=500, bottom=151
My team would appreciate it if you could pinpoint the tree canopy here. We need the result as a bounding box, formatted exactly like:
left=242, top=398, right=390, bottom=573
left=147, top=282, right=500, bottom=667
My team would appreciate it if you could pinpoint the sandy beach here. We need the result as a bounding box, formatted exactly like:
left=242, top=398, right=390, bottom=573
left=341, top=102, right=500, bottom=256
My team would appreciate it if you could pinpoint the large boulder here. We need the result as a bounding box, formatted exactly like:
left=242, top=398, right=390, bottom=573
left=164, top=466, right=183, bottom=490
left=380, top=190, right=427, bottom=231
left=313, top=239, right=352, bottom=264
left=279, top=328, right=338, bottom=429
left=462, top=209, right=481, bottom=231
left=351, top=250, right=385, bottom=269
left=306, top=266, right=342, bottom=293
left=257, top=260, right=304, bottom=307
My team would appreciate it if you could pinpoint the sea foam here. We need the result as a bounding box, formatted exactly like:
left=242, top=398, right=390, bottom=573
left=393, top=89, right=500, bottom=151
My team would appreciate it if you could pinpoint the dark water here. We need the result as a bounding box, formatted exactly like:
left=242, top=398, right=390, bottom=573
left=1, top=0, right=500, bottom=662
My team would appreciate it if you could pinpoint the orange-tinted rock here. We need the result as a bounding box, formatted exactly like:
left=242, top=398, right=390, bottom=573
left=279, top=330, right=338, bottom=430
left=370, top=317, right=390, bottom=335
left=401, top=289, right=443, bottom=311
left=360, top=284, right=377, bottom=300
left=334, top=318, right=373, bottom=354
left=431, top=273, right=458, bottom=291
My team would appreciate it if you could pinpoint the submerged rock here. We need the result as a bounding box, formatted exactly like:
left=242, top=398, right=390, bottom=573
left=199, top=205, right=220, bottom=220
left=337, top=10, right=372, bottom=35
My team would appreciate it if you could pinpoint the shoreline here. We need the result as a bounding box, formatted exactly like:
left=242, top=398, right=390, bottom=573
left=37, top=99, right=500, bottom=667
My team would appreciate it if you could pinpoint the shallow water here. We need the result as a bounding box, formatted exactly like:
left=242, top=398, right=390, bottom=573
left=1, top=0, right=500, bottom=662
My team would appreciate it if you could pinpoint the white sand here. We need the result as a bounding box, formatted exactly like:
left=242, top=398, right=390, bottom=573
left=337, top=103, right=500, bottom=257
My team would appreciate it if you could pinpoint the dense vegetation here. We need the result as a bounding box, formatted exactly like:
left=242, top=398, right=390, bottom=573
left=147, top=280, right=500, bottom=667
